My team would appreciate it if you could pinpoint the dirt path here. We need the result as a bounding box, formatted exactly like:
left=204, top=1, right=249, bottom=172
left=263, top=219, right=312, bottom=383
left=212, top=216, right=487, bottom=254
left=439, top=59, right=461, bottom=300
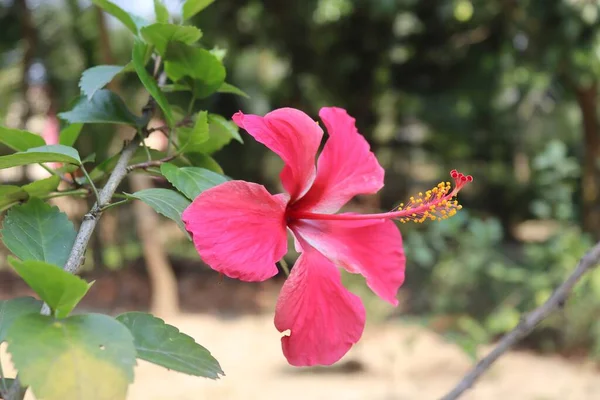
left=3, top=313, right=600, bottom=400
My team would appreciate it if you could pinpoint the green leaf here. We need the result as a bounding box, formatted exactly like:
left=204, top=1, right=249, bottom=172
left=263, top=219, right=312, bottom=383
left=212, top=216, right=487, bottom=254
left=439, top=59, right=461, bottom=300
left=0, top=127, right=45, bottom=151
left=154, top=0, right=169, bottom=23
left=179, top=110, right=209, bottom=152
left=22, top=175, right=61, bottom=197
left=184, top=153, right=223, bottom=174
left=59, top=90, right=144, bottom=127
left=127, top=188, right=190, bottom=233
left=0, top=186, right=28, bottom=210
left=59, top=123, right=84, bottom=146
left=8, top=257, right=92, bottom=318
left=0, top=144, right=81, bottom=170
left=182, top=0, right=215, bottom=20
left=160, top=163, right=228, bottom=200
left=116, top=312, right=223, bottom=378
left=140, top=23, right=202, bottom=56
left=0, top=198, right=76, bottom=266
left=165, top=42, right=226, bottom=98
left=218, top=82, right=250, bottom=98
left=92, top=0, right=138, bottom=34
left=6, top=313, right=136, bottom=400
left=0, top=297, right=43, bottom=343
left=80, top=65, right=124, bottom=100
left=132, top=39, right=174, bottom=127
left=196, top=114, right=243, bottom=154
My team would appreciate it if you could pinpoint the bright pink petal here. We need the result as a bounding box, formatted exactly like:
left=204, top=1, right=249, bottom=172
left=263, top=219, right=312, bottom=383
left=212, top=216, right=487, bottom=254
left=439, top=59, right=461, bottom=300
left=182, top=181, right=288, bottom=282
left=274, top=245, right=365, bottom=366
left=233, top=108, right=323, bottom=201
left=293, top=107, right=384, bottom=213
left=292, top=218, right=405, bottom=305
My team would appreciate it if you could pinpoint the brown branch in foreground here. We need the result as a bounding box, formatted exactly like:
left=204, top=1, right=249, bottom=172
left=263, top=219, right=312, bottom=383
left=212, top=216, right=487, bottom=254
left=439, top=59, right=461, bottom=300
left=440, top=240, right=600, bottom=400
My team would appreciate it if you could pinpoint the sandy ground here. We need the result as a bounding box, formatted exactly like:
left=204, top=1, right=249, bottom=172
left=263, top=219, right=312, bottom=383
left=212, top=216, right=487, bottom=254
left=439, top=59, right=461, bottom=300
left=3, top=313, right=600, bottom=400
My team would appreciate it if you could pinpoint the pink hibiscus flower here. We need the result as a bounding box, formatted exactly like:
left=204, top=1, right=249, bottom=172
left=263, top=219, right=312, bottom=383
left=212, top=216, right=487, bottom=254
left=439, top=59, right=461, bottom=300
left=182, top=107, right=472, bottom=366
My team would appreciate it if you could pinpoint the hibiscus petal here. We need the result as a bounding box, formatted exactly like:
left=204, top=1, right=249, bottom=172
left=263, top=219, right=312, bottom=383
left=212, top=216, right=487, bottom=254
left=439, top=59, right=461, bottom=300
left=293, top=107, right=384, bottom=213
left=182, top=180, right=288, bottom=282
left=233, top=108, right=323, bottom=201
left=292, top=218, right=405, bottom=305
left=274, top=245, right=366, bottom=366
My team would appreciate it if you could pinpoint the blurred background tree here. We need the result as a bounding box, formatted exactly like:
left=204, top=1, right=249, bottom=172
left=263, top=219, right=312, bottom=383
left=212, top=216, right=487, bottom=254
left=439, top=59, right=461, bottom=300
left=2, top=0, right=600, bottom=361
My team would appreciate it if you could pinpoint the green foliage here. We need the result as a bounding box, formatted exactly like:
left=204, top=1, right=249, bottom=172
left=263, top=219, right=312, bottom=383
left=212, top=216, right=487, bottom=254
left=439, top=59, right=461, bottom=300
left=1, top=198, right=76, bottom=267
left=164, top=42, right=226, bottom=98
left=8, top=258, right=92, bottom=318
left=140, top=24, right=202, bottom=56
left=58, top=124, right=84, bottom=147
left=58, top=90, right=146, bottom=127
left=201, top=114, right=243, bottom=154
left=153, top=0, right=170, bottom=23
left=132, top=40, right=174, bottom=126
left=0, top=127, right=45, bottom=151
left=0, top=177, right=61, bottom=211
left=218, top=82, right=250, bottom=98
left=0, top=145, right=80, bottom=169
left=127, top=189, right=191, bottom=233
left=181, top=0, right=215, bottom=21
left=79, top=66, right=124, bottom=100
left=179, top=110, right=209, bottom=152
left=6, top=313, right=136, bottom=400
left=92, top=0, right=140, bottom=34
left=160, top=163, right=228, bottom=200
left=0, top=298, right=43, bottom=343
left=116, top=312, right=223, bottom=379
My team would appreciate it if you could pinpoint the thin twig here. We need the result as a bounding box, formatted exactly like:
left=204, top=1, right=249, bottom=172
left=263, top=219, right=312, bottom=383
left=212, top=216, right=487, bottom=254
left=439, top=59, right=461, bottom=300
left=440, top=240, right=600, bottom=400
left=126, top=154, right=177, bottom=172
left=38, top=163, right=74, bottom=185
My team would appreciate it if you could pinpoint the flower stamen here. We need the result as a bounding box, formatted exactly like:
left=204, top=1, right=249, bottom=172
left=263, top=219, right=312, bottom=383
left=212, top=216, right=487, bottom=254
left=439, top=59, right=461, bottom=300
left=395, top=169, right=473, bottom=224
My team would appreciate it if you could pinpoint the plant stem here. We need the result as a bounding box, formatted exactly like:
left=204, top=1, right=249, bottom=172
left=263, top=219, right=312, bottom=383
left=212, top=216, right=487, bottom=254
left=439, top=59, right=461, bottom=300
left=80, top=166, right=100, bottom=204
left=440, top=240, right=600, bottom=400
left=279, top=258, right=290, bottom=277
left=138, top=129, right=153, bottom=161
left=99, top=199, right=130, bottom=211
left=127, top=154, right=178, bottom=172
left=38, top=163, right=74, bottom=185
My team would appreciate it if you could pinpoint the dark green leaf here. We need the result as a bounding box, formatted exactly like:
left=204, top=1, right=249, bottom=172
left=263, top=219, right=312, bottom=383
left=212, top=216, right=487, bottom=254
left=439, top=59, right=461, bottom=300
left=154, top=0, right=169, bottom=23
left=58, top=123, right=84, bottom=147
left=8, top=257, right=91, bottom=318
left=58, top=90, right=145, bottom=127
left=140, top=23, right=202, bottom=56
left=127, top=188, right=190, bottom=233
left=22, top=176, right=61, bottom=197
left=184, top=153, right=223, bottom=174
left=0, top=145, right=81, bottom=170
left=165, top=42, right=226, bottom=98
left=160, top=163, right=228, bottom=200
left=179, top=110, right=208, bottom=152
left=218, top=82, right=250, bottom=98
left=0, top=198, right=76, bottom=266
left=132, top=39, right=173, bottom=127
left=182, top=0, right=215, bottom=20
left=0, top=297, right=43, bottom=343
left=0, top=127, right=45, bottom=151
left=6, top=313, right=136, bottom=400
left=92, top=0, right=138, bottom=34
left=79, top=65, right=124, bottom=100
left=116, top=312, right=223, bottom=378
